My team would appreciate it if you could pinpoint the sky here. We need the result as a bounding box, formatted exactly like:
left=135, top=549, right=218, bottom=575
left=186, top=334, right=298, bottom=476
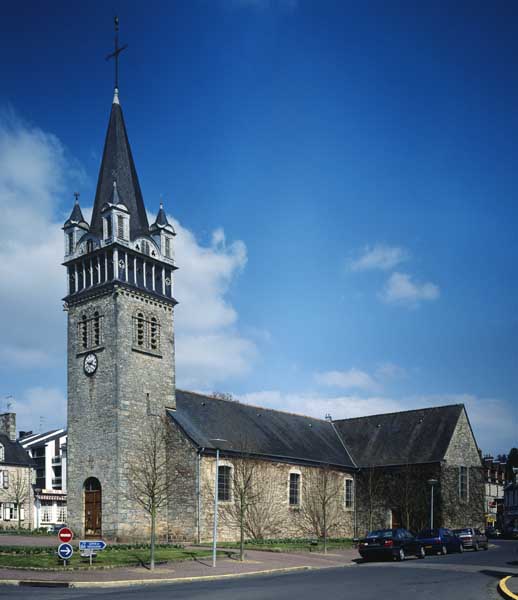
left=0, top=0, right=516, bottom=455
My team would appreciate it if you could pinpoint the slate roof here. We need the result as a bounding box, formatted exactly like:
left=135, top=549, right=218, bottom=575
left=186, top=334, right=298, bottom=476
left=0, top=434, right=34, bottom=467
left=169, top=390, right=355, bottom=469
left=89, top=95, right=149, bottom=240
left=64, top=201, right=89, bottom=230
left=150, top=203, right=175, bottom=234
left=333, top=404, right=465, bottom=468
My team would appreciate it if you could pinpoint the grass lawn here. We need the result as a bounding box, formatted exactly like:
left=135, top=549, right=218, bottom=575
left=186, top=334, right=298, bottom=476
left=210, top=539, right=354, bottom=553
left=0, top=546, right=217, bottom=570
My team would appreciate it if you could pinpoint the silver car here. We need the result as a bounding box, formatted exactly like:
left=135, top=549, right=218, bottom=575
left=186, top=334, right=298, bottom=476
left=453, top=527, right=488, bottom=551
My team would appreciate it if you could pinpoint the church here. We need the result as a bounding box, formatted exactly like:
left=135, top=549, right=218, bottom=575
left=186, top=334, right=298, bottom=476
left=62, top=52, right=484, bottom=542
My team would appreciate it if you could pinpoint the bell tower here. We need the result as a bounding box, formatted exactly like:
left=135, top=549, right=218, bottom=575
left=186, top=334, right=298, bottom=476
left=64, top=24, right=177, bottom=539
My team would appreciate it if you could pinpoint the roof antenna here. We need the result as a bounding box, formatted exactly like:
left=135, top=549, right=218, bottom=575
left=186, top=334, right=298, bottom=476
left=106, top=16, right=128, bottom=98
left=325, top=413, right=333, bottom=422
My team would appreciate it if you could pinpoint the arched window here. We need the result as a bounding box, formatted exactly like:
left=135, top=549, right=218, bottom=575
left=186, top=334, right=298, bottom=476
left=136, top=312, right=145, bottom=347
left=141, top=241, right=150, bottom=256
left=150, top=317, right=159, bottom=350
left=133, top=312, right=161, bottom=354
left=218, top=465, right=232, bottom=502
left=80, top=314, right=88, bottom=350
left=289, top=472, right=301, bottom=506
left=86, top=240, right=94, bottom=253
left=0, top=444, right=4, bottom=462
left=93, top=312, right=101, bottom=347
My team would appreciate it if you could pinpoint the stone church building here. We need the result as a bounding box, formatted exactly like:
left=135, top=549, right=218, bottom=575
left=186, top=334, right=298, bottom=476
left=63, top=81, right=484, bottom=541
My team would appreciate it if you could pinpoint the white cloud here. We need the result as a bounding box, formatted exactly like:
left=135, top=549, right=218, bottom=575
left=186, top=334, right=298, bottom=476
left=0, top=110, right=257, bottom=419
left=348, top=244, right=409, bottom=272
left=314, top=368, right=379, bottom=392
left=375, top=362, right=407, bottom=380
left=380, top=272, right=440, bottom=307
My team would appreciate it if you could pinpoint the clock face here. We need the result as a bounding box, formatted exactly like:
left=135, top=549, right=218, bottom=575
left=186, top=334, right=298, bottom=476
left=83, top=353, right=98, bottom=376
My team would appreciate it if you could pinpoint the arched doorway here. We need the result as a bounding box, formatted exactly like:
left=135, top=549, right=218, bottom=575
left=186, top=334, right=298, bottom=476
left=84, top=477, right=102, bottom=537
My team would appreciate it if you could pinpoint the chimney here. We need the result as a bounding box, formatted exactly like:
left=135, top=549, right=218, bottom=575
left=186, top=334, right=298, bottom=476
left=0, top=413, right=16, bottom=441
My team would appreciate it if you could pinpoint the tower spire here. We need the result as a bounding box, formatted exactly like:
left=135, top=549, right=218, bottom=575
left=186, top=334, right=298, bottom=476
left=105, top=16, right=127, bottom=94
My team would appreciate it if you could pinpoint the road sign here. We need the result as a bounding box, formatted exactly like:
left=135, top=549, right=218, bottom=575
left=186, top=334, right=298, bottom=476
left=57, top=543, right=73, bottom=560
left=58, top=527, right=73, bottom=543
left=79, top=540, right=107, bottom=551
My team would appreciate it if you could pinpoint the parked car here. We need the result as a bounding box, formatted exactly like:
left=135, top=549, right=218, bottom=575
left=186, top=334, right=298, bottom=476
left=453, top=527, right=488, bottom=550
left=503, top=526, right=518, bottom=540
left=416, top=527, right=464, bottom=555
left=358, top=528, right=426, bottom=562
left=485, top=527, right=501, bottom=538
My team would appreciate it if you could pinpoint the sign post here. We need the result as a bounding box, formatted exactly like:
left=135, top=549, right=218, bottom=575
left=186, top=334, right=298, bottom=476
left=57, top=542, right=73, bottom=566
left=79, top=540, right=107, bottom=566
left=58, top=527, right=73, bottom=544
left=57, top=527, right=74, bottom=566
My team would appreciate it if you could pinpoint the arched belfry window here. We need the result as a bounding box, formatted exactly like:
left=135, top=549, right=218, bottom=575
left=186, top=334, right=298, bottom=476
left=93, top=312, right=101, bottom=347
left=78, top=311, right=104, bottom=352
left=136, top=312, right=145, bottom=348
left=80, top=314, right=88, bottom=350
left=133, top=311, right=161, bottom=355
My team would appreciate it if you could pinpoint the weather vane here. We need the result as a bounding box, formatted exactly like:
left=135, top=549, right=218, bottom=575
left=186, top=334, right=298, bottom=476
left=105, top=16, right=128, bottom=90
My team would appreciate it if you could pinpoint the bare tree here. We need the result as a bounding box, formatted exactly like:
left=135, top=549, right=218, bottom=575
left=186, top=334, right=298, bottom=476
left=124, top=416, right=183, bottom=570
left=298, top=466, right=345, bottom=554
left=357, top=465, right=384, bottom=534
left=5, top=469, right=31, bottom=531
left=217, top=454, right=285, bottom=560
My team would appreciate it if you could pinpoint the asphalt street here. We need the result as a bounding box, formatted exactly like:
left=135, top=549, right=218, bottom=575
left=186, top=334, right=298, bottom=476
left=1, top=540, right=516, bottom=599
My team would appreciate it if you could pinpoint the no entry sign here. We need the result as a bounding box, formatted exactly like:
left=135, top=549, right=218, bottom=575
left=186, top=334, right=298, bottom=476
left=58, top=527, right=73, bottom=543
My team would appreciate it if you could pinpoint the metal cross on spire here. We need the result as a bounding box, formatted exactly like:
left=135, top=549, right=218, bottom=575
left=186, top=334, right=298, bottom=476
left=105, top=16, right=128, bottom=90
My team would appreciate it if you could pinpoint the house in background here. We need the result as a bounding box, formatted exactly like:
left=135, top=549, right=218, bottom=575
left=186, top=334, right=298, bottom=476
left=0, top=413, right=35, bottom=529
left=482, top=455, right=506, bottom=528
left=20, top=429, right=67, bottom=528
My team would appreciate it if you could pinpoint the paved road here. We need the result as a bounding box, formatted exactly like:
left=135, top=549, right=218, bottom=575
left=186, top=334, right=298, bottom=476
left=0, top=540, right=516, bottom=599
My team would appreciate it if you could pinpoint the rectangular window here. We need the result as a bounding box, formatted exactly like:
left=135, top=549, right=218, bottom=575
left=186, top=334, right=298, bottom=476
left=345, top=478, right=354, bottom=509
left=68, top=232, right=74, bottom=254
left=41, top=502, right=52, bottom=523
left=165, top=237, right=171, bottom=258
left=218, top=465, right=232, bottom=502
left=3, top=471, right=9, bottom=489
left=459, top=466, right=468, bottom=500
left=117, top=215, right=125, bottom=240
left=289, top=473, right=300, bottom=506
left=105, top=216, right=112, bottom=239
left=57, top=504, right=67, bottom=523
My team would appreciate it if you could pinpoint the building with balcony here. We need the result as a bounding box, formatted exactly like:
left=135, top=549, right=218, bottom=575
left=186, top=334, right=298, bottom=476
left=20, top=429, right=67, bottom=528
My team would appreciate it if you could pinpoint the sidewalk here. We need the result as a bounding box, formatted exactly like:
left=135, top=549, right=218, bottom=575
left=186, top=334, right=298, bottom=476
left=0, top=547, right=360, bottom=588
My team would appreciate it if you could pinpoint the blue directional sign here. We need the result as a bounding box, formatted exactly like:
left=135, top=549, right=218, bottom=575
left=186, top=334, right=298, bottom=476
left=79, top=540, right=107, bottom=551
left=58, top=543, right=73, bottom=560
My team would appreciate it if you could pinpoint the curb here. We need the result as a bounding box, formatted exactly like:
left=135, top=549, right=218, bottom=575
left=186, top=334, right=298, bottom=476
left=0, top=563, right=351, bottom=589
left=499, top=576, right=518, bottom=600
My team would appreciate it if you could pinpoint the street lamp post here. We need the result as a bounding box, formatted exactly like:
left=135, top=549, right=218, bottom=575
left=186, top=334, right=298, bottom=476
left=210, top=439, right=227, bottom=568
left=427, top=479, right=438, bottom=529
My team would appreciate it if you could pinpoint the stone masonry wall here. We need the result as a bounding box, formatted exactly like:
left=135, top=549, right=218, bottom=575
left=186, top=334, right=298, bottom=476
left=166, top=418, right=198, bottom=541
left=198, top=457, right=355, bottom=542
left=440, top=408, right=485, bottom=529
left=67, top=286, right=175, bottom=540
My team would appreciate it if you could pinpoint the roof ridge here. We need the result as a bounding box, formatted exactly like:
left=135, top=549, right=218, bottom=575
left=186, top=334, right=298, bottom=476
left=177, top=389, right=331, bottom=424
left=334, top=403, right=464, bottom=423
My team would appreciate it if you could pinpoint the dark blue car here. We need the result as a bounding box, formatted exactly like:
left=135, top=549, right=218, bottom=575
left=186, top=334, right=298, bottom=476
left=416, top=528, right=464, bottom=555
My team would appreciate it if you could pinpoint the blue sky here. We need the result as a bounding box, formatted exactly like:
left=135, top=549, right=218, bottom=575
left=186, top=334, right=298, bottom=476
left=0, top=0, right=516, bottom=454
